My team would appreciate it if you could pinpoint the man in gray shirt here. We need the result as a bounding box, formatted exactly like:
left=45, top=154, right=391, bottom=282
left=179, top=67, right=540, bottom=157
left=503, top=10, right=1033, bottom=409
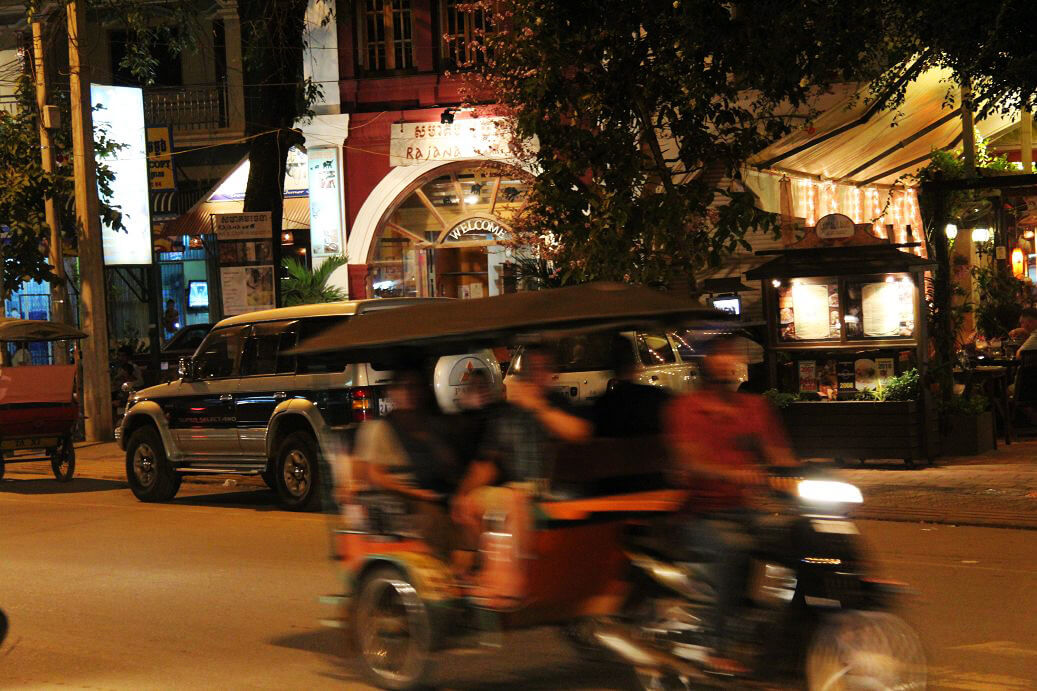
left=1012, top=308, right=1037, bottom=358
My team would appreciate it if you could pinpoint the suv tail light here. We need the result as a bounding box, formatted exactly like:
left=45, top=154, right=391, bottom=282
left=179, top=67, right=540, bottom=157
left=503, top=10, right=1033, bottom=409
left=350, top=387, right=375, bottom=423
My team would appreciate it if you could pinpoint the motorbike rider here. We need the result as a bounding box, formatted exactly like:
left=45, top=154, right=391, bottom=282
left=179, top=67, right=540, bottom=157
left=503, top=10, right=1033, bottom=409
left=665, top=334, right=798, bottom=672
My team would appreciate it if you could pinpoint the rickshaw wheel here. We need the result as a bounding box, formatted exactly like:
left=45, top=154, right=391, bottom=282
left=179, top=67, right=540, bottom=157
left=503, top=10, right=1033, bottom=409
left=125, top=427, right=181, bottom=502
left=352, top=566, right=433, bottom=690
left=51, top=437, right=75, bottom=482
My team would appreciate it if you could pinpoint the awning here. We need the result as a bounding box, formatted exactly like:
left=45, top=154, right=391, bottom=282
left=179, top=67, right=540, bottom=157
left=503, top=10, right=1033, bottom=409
left=745, top=245, right=935, bottom=281
left=294, top=282, right=722, bottom=358
left=750, top=68, right=1018, bottom=187
left=162, top=197, right=311, bottom=237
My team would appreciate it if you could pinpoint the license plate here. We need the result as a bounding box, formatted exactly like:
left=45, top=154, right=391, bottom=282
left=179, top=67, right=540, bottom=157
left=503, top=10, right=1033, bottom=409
left=378, top=398, right=394, bottom=416
left=811, top=519, right=858, bottom=535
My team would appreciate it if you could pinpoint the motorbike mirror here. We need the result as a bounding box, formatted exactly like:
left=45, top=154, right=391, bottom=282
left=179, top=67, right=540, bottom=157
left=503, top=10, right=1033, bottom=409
left=120, top=381, right=133, bottom=394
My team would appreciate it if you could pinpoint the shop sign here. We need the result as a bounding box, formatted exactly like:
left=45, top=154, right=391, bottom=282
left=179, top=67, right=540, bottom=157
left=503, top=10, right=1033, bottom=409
left=445, top=217, right=510, bottom=242
left=307, top=148, right=344, bottom=257
left=146, top=127, right=175, bottom=190
left=91, top=83, right=152, bottom=265
left=815, top=213, right=855, bottom=239
left=389, top=117, right=512, bottom=166
left=213, top=212, right=272, bottom=240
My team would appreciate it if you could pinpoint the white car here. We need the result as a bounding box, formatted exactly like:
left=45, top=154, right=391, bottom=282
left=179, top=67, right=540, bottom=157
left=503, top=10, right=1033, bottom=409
left=505, top=330, right=745, bottom=404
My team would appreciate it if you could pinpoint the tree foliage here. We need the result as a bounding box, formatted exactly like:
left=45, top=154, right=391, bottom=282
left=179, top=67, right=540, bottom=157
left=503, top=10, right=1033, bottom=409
left=468, top=0, right=1037, bottom=288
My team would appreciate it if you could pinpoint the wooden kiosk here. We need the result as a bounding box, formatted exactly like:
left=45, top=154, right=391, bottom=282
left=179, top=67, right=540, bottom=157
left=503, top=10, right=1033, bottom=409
left=746, top=213, right=938, bottom=464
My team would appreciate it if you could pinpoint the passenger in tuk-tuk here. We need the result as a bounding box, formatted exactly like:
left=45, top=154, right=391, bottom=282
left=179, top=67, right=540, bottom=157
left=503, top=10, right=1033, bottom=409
left=665, top=335, right=798, bottom=672
left=348, top=368, right=464, bottom=559
left=592, top=334, right=672, bottom=437
left=451, top=344, right=592, bottom=552
left=447, top=367, right=504, bottom=469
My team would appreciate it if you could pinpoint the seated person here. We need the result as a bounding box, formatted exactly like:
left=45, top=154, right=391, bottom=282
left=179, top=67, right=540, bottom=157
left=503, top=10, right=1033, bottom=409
left=1015, top=308, right=1037, bottom=359
left=592, top=334, right=671, bottom=437
left=452, top=344, right=591, bottom=560
left=346, top=368, right=463, bottom=559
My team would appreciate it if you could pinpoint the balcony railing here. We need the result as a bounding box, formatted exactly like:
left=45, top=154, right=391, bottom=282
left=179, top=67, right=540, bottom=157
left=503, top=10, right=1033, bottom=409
left=144, top=83, right=229, bottom=132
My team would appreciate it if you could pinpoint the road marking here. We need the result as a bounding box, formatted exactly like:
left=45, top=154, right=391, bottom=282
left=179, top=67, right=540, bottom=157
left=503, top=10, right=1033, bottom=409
left=870, top=557, right=1036, bottom=576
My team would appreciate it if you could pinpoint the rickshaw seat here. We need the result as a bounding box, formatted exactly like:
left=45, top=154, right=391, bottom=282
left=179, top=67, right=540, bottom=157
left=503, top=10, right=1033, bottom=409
left=551, top=436, right=671, bottom=497
left=0, top=365, right=76, bottom=405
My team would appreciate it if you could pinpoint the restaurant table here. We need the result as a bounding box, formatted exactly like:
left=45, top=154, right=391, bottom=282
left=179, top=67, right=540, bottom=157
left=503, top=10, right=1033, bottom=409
left=953, top=364, right=1015, bottom=447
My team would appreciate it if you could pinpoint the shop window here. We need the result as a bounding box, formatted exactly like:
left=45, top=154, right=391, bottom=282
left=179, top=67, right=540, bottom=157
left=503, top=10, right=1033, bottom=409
left=844, top=276, right=915, bottom=339
left=637, top=333, right=677, bottom=365
left=441, top=0, right=493, bottom=69
left=359, top=0, right=414, bottom=73
left=193, top=326, right=248, bottom=379
left=777, top=279, right=841, bottom=342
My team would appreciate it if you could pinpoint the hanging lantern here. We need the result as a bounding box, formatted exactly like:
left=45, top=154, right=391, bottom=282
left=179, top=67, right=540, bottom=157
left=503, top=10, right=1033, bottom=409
left=281, top=230, right=295, bottom=245
left=1012, top=247, right=1026, bottom=278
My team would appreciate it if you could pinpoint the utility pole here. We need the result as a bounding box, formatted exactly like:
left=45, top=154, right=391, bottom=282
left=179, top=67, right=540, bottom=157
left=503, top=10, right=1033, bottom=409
left=32, top=18, right=69, bottom=364
left=67, top=1, right=113, bottom=440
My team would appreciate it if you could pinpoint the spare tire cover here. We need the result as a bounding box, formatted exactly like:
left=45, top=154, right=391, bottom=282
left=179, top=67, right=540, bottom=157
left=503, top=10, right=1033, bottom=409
left=432, top=349, right=503, bottom=413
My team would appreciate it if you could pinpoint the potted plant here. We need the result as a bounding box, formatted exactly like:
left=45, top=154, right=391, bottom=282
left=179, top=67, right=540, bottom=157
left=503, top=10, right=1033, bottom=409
left=769, top=369, right=938, bottom=466
left=939, top=394, right=995, bottom=456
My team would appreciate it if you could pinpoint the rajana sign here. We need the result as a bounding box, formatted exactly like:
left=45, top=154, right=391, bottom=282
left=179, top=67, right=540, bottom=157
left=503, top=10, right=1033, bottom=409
left=445, top=217, right=509, bottom=242
left=815, top=213, right=856, bottom=239
left=390, top=117, right=513, bottom=166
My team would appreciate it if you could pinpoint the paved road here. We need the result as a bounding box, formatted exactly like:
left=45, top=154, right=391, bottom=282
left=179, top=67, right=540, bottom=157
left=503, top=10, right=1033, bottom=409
left=0, top=468, right=1035, bottom=690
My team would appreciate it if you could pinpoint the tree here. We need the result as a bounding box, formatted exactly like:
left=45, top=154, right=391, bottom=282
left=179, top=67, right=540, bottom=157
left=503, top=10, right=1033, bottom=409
left=0, top=72, right=123, bottom=296
left=467, top=0, right=909, bottom=288
left=470, top=1, right=1037, bottom=289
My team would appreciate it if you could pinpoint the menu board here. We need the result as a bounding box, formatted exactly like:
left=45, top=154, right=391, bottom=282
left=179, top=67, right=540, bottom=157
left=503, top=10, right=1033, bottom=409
left=780, top=282, right=840, bottom=341
left=862, top=282, right=900, bottom=336
left=221, top=266, right=275, bottom=316
left=798, top=361, right=818, bottom=393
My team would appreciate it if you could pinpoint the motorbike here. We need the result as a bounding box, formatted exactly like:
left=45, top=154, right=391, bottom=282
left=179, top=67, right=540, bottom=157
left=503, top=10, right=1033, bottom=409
left=587, top=468, right=927, bottom=689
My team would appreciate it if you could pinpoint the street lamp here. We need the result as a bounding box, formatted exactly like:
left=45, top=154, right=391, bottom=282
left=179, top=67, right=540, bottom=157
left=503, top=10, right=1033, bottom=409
left=944, top=222, right=958, bottom=240
left=971, top=226, right=991, bottom=243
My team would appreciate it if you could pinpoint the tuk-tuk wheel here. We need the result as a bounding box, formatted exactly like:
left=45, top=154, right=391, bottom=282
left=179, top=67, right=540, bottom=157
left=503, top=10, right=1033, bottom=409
left=51, top=436, right=75, bottom=482
left=125, top=426, right=181, bottom=502
left=352, top=566, right=433, bottom=690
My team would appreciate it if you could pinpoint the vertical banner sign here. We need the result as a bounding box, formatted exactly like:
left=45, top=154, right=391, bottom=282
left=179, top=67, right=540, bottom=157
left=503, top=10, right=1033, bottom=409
left=90, top=84, right=152, bottom=265
left=307, top=148, right=344, bottom=257
left=146, top=127, right=175, bottom=190
left=213, top=212, right=275, bottom=316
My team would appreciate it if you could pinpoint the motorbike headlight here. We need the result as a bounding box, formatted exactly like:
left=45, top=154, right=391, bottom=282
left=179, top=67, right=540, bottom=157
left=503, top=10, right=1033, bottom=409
left=797, top=479, right=863, bottom=504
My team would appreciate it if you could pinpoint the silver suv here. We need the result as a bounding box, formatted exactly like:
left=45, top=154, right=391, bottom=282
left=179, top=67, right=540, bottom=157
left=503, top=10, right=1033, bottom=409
left=116, top=298, right=501, bottom=510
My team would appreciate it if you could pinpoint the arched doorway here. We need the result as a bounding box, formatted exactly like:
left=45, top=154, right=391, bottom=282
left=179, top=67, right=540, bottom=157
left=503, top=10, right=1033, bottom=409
left=364, top=161, right=530, bottom=298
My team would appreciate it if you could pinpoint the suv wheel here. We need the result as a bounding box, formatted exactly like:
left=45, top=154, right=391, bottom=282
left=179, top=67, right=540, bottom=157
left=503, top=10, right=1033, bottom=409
left=125, top=426, right=181, bottom=502
left=274, top=431, right=321, bottom=511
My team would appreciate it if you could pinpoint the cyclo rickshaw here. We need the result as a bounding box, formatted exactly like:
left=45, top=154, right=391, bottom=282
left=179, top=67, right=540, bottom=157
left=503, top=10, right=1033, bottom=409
left=0, top=318, right=85, bottom=482
left=301, top=283, right=925, bottom=690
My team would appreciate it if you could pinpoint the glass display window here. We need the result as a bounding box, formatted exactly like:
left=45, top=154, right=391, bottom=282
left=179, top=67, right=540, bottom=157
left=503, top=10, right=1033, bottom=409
left=777, top=279, right=841, bottom=342
left=844, top=275, right=915, bottom=339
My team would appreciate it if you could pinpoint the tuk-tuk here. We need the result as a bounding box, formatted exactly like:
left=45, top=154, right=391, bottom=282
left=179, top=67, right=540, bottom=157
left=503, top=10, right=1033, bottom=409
left=299, top=284, right=712, bottom=687
left=301, top=284, right=925, bottom=690
left=0, top=318, right=85, bottom=481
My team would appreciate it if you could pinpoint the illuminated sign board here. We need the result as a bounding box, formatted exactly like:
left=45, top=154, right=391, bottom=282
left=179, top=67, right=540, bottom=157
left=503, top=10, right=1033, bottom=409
left=307, top=148, right=344, bottom=257
left=90, top=84, right=152, bottom=265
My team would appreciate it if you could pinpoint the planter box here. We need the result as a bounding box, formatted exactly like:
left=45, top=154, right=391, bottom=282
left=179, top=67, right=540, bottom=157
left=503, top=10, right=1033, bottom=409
left=939, top=411, right=995, bottom=456
left=780, top=400, right=938, bottom=465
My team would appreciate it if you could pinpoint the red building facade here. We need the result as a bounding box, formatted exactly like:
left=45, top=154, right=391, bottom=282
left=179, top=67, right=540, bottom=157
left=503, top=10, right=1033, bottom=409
left=333, top=1, right=528, bottom=300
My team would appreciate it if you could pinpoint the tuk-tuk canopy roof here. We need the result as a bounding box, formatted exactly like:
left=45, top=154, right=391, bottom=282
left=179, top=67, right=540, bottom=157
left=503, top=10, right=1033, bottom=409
left=0, top=318, right=87, bottom=343
left=745, top=244, right=935, bottom=281
left=294, top=282, right=722, bottom=357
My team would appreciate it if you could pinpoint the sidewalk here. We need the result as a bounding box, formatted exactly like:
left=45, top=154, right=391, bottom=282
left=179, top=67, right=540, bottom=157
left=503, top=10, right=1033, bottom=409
left=3, top=439, right=1036, bottom=528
